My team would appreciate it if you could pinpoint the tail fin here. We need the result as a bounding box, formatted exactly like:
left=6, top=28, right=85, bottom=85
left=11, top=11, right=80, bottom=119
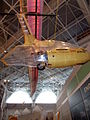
left=17, top=14, right=36, bottom=46
left=24, top=34, right=36, bottom=46
left=19, top=0, right=38, bottom=46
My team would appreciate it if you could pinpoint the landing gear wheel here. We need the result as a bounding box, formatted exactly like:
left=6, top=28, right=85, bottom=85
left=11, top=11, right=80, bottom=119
left=37, top=63, right=45, bottom=70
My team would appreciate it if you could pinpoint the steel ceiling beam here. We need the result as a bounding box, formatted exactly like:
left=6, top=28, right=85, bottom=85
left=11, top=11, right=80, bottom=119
left=44, top=0, right=79, bottom=46
left=0, top=0, right=19, bottom=22
left=43, top=0, right=66, bottom=14
left=0, top=29, right=23, bottom=54
left=49, top=15, right=89, bottom=41
left=77, top=0, right=90, bottom=24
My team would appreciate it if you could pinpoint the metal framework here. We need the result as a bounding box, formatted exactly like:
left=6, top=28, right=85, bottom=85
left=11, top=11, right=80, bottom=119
left=0, top=1, right=90, bottom=118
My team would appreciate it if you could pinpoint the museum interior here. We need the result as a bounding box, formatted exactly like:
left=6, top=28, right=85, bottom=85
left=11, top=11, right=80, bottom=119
left=0, top=0, right=90, bottom=120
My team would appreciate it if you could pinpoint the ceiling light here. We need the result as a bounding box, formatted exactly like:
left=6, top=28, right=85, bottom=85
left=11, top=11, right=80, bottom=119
left=4, top=79, right=7, bottom=83
left=6, top=90, right=32, bottom=104
left=4, top=50, right=7, bottom=53
left=35, top=89, right=56, bottom=104
left=62, top=41, right=65, bottom=44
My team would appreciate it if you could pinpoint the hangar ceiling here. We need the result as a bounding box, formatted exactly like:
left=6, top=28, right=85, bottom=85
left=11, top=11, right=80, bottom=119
left=0, top=0, right=90, bottom=104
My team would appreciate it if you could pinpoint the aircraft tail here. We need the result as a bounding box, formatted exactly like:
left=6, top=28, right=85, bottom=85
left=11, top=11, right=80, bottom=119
left=17, top=14, right=37, bottom=46
left=24, top=34, right=36, bottom=46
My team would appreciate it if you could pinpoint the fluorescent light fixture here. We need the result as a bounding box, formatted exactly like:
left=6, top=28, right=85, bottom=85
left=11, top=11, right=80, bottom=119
left=35, top=89, right=56, bottom=104
left=6, top=90, right=32, bottom=104
left=4, top=50, right=7, bottom=53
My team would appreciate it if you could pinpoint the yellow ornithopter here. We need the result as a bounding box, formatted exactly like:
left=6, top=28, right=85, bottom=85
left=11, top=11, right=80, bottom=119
left=1, top=19, right=90, bottom=70
left=1, top=0, right=90, bottom=96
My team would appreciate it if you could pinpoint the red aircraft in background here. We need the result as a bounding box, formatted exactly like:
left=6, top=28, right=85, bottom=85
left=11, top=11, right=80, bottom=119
left=20, top=0, right=44, bottom=96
